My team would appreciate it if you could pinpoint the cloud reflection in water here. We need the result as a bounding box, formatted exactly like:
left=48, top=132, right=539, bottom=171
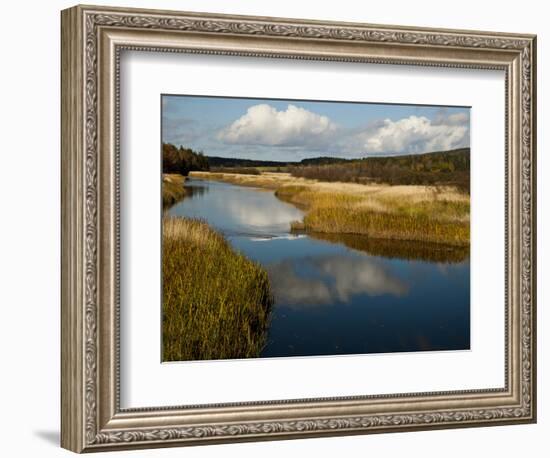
left=268, top=255, right=409, bottom=308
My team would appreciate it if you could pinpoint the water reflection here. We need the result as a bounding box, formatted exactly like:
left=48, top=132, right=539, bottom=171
left=170, top=179, right=303, bottom=237
left=183, top=183, right=209, bottom=199
left=268, top=255, right=408, bottom=307
left=308, top=232, right=469, bottom=264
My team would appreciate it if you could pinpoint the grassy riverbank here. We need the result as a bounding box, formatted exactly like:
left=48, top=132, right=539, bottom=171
left=191, top=171, right=470, bottom=246
left=162, top=217, right=273, bottom=361
left=162, top=173, right=188, bottom=208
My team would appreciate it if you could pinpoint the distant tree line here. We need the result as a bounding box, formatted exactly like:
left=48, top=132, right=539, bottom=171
left=162, top=143, right=209, bottom=175
left=207, top=156, right=348, bottom=167
left=298, top=156, right=350, bottom=166
left=211, top=167, right=261, bottom=175
left=206, top=156, right=294, bottom=168
left=289, top=148, right=470, bottom=194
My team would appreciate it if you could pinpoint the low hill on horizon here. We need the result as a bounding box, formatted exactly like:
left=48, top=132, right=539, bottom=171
left=206, top=156, right=295, bottom=168
left=206, top=147, right=469, bottom=168
left=202, top=148, right=470, bottom=192
left=289, top=148, right=470, bottom=193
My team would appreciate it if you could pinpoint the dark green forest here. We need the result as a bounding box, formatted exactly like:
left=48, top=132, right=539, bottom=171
left=206, top=156, right=293, bottom=168
left=298, top=156, right=351, bottom=166
left=162, top=143, right=209, bottom=175
left=207, top=155, right=351, bottom=167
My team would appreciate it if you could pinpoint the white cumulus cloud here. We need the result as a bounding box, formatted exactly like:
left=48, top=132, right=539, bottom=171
left=443, top=112, right=470, bottom=126
left=356, top=114, right=469, bottom=155
left=217, top=104, right=338, bottom=147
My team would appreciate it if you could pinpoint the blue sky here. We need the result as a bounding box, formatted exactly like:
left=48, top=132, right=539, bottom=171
left=162, top=95, right=470, bottom=162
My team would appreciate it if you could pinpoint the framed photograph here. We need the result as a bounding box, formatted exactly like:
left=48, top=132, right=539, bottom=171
left=61, top=4, right=537, bottom=453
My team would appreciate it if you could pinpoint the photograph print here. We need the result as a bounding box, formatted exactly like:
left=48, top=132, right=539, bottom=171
left=161, top=95, right=471, bottom=362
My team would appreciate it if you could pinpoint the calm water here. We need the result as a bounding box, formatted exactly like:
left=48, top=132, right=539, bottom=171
left=168, top=178, right=470, bottom=358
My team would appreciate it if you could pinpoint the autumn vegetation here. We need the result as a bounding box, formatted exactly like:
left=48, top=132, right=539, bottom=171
left=162, top=218, right=273, bottom=361
left=162, top=173, right=188, bottom=208
left=288, top=148, right=470, bottom=194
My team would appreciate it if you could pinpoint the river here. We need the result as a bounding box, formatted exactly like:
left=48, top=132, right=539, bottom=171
left=168, top=178, right=470, bottom=358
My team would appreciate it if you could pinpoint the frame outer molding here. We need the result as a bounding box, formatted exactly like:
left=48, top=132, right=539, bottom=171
left=61, top=5, right=85, bottom=453
left=61, top=4, right=536, bottom=453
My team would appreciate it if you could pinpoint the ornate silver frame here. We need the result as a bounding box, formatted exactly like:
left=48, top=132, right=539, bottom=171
left=61, top=4, right=537, bottom=453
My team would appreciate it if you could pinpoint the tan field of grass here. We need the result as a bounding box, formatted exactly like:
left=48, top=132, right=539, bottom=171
left=162, top=217, right=273, bottom=361
left=191, top=171, right=470, bottom=246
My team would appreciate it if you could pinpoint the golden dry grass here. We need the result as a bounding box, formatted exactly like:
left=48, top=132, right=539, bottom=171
left=163, top=217, right=273, bottom=361
left=191, top=171, right=470, bottom=246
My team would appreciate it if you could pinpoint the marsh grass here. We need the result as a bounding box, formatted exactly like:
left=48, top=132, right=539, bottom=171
left=162, top=217, right=273, bottom=361
left=162, top=173, right=188, bottom=208
left=296, top=208, right=468, bottom=245
left=191, top=171, right=470, bottom=246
